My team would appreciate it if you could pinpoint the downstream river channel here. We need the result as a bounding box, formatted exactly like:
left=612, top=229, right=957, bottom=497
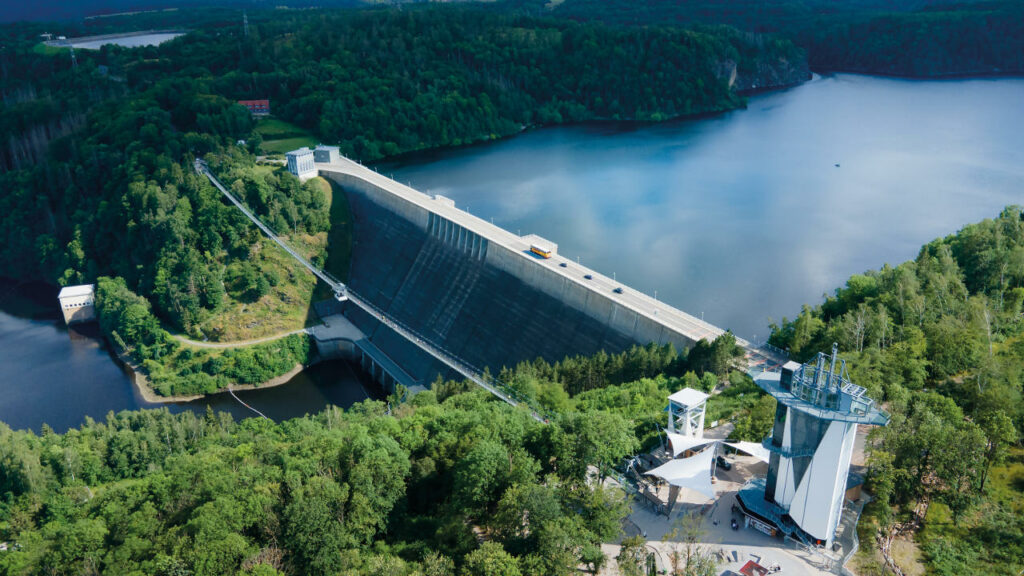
left=0, top=282, right=372, bottom=432
left=2, top=73, right=1022, bottom=432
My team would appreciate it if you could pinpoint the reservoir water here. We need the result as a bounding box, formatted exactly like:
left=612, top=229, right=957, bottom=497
left=2, top=74, right=1022, bottom=431
left=383, top=74, right=1024, bottom=341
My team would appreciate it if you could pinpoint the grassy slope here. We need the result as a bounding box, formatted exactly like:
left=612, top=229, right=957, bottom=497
left=254, top=117, right=317, bottom=154
left=191, top=174, right=353, bottom=342
left=194, top=236, right=322, bottom=342
left=31, top=43, right=67, bottom=56
left=852, top=447, right=1024, bottom=575
left=917, top=447, right=1024, bottom=573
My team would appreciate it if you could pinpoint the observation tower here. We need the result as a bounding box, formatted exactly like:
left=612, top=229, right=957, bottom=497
left=737, top=344, right=889, bottom=547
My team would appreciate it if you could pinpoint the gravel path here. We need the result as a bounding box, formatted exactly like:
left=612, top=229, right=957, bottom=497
left=172, top=327, right=309, bottom=349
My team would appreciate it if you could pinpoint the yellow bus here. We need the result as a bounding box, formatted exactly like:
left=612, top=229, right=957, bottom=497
left=530, top=244, right=553, bottom=259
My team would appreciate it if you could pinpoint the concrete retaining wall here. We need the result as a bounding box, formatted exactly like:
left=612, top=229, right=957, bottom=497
left=323, top=170, right=695, bottom=385
left=313, top=338, right=356, bottom=360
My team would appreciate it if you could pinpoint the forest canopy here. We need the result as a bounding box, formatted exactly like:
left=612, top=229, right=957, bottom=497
left=0, top=4, right=806, bottom=395
left=768, top=207, right=1024, bottom=575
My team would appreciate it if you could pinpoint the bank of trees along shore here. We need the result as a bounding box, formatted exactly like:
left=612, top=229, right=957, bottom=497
left=769, top=207, right=1024, bottom=575
left=0, top=324, right=754, bottom=576
left=545, top=0, right=1024, bottom=77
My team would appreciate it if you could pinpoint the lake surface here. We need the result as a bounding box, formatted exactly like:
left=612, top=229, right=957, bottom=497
left=0, top=282, right=373, bottom=433
left=70, top=32, right=184, bottom=50
left=382, top=74, right=1024, bottom=342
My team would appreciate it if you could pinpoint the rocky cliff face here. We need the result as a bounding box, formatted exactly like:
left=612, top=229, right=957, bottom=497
left=734, top=56, right=811, bottom=92
left=712, top=30, right=812, bottom=94
left=718, top=54, right=811, bottom=93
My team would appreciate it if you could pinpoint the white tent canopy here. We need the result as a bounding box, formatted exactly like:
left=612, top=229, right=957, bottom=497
left=724, top=441, right=771, bottom=464
left=644, top=446, right=716, bottom=500
left=666, top=432, right=713, bottom=458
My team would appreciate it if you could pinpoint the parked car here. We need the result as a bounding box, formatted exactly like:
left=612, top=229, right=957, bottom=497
left=716, top=455, right=732, bottom=470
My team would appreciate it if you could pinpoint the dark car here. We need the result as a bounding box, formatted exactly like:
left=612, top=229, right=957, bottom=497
left=613, top=287, right=623, bottom=294
left=716, top=455, right=732, bottom=470
left=559, top=262, right=568, bottom=268
left=584, top=274, right=593, bottom=280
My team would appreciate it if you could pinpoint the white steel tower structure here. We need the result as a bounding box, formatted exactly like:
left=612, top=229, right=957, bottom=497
left=666, top=387, right=708, bottom=439
left=739, top=344, right=888, bottom=547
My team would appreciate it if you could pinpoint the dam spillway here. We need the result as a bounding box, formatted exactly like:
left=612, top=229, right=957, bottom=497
left=319, top=157, right=749, bottom=388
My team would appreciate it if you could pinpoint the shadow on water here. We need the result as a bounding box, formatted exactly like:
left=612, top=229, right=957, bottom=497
left=169, top=359, right=379, bottom=423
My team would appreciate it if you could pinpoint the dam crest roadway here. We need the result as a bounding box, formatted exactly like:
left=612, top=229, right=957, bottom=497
left=195, top=156, right=784, bottom=416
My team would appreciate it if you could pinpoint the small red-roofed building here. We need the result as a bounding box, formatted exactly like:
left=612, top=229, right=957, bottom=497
left=238, top=99, right=270, bottom=116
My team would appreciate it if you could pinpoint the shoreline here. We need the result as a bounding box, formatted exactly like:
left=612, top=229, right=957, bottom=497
left=115, top=347, right=315, bottom=404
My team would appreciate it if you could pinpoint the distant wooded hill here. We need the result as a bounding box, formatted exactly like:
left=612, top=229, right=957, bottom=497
left=541, top=0, right=1024, bottom=76
left=1, top=0, right=361, bottom=24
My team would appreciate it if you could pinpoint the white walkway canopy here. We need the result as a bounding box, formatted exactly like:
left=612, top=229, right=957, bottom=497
left=644, top=446, right=716, bottom=500
left=724, top=441, right=771, bottom=464
left=666, top=432, right=713, bottom=458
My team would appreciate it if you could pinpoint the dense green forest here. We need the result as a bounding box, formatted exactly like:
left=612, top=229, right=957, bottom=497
left=0, top=391, right=636, bottom=575
left=0, top=4, right=805, bottom=395
left=544, top=0, right=1024, bottom=76
left=0, top=208, right=1021, bottom=574
left=0, top=9, right=806, bottom=287
left=768, top=207, right=1024, bottom=575
left=0, top=324, right=761, bottom=576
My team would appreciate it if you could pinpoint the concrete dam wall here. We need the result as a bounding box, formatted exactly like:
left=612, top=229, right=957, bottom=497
left=322, top=165, right=716, bottom=387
